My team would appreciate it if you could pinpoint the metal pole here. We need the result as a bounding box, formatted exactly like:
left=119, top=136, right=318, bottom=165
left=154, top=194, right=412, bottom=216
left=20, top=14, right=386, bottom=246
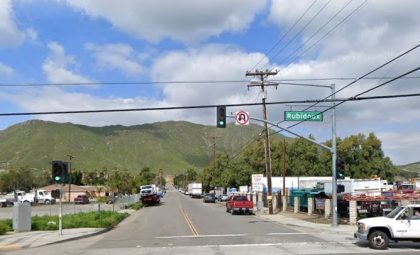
left=59, top=184, right=63, bottom=236
left=282, top=139, right=286, bottom=197
left=331, top=84, right=338, bottom=227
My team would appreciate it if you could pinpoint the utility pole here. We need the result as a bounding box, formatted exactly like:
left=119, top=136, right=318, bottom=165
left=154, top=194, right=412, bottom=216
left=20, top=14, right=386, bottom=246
left=66, top=154, right=75, bottom=203
left=246, top=69, right=278, bottom=215
left=207, top=135, right=220, bottom=191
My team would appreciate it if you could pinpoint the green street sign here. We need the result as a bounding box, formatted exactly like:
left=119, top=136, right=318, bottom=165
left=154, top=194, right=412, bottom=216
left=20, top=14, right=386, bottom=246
left=284, top=111, right=323, bottom=122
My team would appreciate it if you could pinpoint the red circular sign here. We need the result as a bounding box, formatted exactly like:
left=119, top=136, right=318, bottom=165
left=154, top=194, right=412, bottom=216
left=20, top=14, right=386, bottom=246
left=235, top=111, right=250, bottom=125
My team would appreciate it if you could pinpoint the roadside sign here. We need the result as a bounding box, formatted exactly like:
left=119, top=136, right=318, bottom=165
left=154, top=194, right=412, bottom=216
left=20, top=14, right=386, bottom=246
left=252, top=174, right=264, bottom=192
left=284, top=111, right=323, bottom=122
left=235, top=111, right=250, bottom=126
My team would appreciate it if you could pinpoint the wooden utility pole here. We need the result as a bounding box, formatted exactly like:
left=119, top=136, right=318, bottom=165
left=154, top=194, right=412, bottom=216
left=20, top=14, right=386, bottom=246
left=207, top=136, right=220, bottom=190
left=246, top=69, right=278, bottom=215
left=66, top=154, right=75, bottom=203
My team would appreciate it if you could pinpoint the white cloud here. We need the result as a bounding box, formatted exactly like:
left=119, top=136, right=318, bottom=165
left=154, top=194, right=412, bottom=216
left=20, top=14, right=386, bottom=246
left=0, top=0, right=25, bottom=46
left=42, top=42, right=94, bottom=84
left=85, top=43, right=145, bottom=76
left=0, top=62, right=14, bottom=75
left=378, top=130, right=420, bottom=165
left=65, top=0, right=266, bottom=44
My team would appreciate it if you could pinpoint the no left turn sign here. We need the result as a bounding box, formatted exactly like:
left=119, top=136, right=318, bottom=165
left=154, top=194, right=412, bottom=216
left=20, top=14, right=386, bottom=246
left=235, top=111, right=250, bottom=126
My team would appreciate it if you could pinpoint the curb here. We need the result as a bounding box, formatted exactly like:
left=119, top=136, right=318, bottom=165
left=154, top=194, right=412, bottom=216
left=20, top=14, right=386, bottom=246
left=35, top=227, right=111, bottom=248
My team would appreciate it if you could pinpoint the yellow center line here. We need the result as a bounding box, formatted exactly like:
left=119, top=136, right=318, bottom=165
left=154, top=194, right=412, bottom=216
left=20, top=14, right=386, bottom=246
left=178, top=204, right=199, bottom=236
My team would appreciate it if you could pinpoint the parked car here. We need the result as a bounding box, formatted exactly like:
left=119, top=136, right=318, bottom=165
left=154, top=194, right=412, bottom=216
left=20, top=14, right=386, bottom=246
left=218, top=194, right=229, bottom=202
left=74, top=195, right=89, bottom=204
left=203, top=193, right=216, bottom=203
left=226, top=195, right=253, bottom=215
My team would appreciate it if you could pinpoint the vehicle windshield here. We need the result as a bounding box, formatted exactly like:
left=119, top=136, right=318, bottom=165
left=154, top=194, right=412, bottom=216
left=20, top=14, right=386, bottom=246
left=233, top=196, right=248, bottom=201
left=386, top=206, right=404, bottom=218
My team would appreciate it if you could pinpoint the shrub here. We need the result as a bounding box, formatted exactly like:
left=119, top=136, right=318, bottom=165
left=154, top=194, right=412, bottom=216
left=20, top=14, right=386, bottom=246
left=31, top=211, right=129, bottom=231
left=0, top=219, right=12, bottom=235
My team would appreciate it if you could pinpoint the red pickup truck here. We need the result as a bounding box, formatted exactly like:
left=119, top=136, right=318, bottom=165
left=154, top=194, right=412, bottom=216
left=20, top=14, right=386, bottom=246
left=226, top=195, right=253, bottom=215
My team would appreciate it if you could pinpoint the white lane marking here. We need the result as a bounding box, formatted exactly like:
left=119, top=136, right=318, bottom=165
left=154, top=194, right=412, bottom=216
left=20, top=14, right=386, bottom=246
left=156, top=234, right=247, bottom=239
left=266, top=232, right=309, bottom=235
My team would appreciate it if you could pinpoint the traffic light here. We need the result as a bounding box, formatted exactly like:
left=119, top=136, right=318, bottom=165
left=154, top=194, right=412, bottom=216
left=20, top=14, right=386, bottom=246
left=336, top=159, right=345, bottom=179
left=51, top=161, right=69, bottom=184
left=216, top=106, right=226, bottom=128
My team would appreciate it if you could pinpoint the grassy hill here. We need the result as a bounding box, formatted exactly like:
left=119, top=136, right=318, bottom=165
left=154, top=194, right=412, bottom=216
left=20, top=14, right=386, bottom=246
left=398, top=162, right=420, bottom=177
left=0, top=120, right=287, bottom=175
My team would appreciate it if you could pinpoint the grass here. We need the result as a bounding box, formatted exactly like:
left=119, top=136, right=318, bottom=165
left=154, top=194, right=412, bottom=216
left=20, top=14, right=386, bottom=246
left=123, top=202, right=142, bottom=210
left=31, top=211, right=129, bottom=231
left=0, top=219, right=12, bottom=235
left=0, top=209, right=132, bottom=235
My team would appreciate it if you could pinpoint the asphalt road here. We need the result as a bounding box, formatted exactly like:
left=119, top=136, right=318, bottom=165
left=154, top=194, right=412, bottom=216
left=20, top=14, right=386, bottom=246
left=3, top=189, right=420, bottom=255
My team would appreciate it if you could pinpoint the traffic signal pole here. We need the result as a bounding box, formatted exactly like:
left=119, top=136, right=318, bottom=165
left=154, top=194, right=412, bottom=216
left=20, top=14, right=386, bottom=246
left=331, top=84, right=338, bottom=227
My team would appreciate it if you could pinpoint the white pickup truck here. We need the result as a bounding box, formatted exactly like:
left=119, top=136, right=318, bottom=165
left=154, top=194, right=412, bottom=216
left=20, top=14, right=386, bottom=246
left=355, top=204, right=420, bottom=249
left=0, top=193, right=16, bottom=207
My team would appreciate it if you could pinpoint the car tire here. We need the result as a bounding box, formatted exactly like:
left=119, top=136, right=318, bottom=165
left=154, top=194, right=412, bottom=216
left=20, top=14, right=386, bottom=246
left=45, top=200, right=51, bottom=205
left=369, top=230, right=389, bottom=250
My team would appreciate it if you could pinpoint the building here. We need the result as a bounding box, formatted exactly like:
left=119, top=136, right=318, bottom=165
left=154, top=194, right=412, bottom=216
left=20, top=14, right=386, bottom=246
left=40, top=184, right=107, bottom=202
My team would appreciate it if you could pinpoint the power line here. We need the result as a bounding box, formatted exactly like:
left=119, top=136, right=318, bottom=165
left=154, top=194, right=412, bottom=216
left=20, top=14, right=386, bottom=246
left=1, top=76, right=420, bottom=87
left=285, top=42, right=420, bottom=121
left=2, top=90, right=419, bottom=118
left=266, top=0, right=332, bottom=69
left=250, top=0, right=318, bottom=70
left=280, top=0, right=355, bottom=64
left=285, top=66, right=420, bottom=131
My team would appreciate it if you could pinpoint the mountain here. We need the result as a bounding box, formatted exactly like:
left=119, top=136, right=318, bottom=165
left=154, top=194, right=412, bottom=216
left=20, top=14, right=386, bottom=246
left=398, top=162, right=420, bottom=176
left=0, top=120, right=286, bottom=175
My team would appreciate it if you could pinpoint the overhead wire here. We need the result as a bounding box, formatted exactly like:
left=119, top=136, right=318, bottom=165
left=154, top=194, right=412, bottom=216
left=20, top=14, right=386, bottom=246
left=250, top=0, right=318, bottom=71
left=280, top=0, right=355, bottom=64
left=264, top=0, right=332, bottom=70
left=283, top=0, right=368, bottom=64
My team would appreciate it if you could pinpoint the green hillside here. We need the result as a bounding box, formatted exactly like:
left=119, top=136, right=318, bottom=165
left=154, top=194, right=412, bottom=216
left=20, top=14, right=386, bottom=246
left=0, top=120, right=286, bottom=175
left=398, top=162, right=420, bottom=176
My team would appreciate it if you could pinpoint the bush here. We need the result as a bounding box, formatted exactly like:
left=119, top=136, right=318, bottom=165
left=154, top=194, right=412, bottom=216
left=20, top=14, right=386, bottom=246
left=124, top=202, right=142, bottom=210
left=31, top=211, right=129, bottom=231
left=0, top=219, right=12, bottom=235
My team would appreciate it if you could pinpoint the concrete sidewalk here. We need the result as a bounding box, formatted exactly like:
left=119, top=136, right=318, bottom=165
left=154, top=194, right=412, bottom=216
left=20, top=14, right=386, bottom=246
left=0, top=228, right=106, bottom=251
left=255, top=211, right=357, bottom=244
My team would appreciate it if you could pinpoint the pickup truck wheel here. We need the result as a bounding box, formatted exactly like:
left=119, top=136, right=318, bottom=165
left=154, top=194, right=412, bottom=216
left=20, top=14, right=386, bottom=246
left=369, top=230, right=389, bottom=250
left=231, top=209, right=235, bottom=215
left=45, top=200, right=51, bottom=205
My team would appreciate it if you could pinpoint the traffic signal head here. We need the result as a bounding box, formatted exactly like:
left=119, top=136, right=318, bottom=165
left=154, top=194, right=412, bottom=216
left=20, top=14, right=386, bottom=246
left=51, top=161, right=69, bottom=184
left=217, top=106, right=226, bottom=128
left=336, top=159, right=345, bottom=179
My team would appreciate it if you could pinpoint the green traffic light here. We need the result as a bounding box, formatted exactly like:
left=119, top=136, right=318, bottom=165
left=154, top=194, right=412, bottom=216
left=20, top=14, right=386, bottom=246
left=219, top=121, right=224, bottom=125
left=54, top=176, right=61, bottom=181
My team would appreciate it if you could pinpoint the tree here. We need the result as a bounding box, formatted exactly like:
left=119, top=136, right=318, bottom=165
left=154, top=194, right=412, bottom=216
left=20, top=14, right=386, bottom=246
left=0, top=167, right=35, bottom=192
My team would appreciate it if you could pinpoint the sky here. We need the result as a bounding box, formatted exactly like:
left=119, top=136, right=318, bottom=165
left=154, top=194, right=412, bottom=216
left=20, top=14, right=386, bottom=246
left=0, top=0, right=419, bottom=165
